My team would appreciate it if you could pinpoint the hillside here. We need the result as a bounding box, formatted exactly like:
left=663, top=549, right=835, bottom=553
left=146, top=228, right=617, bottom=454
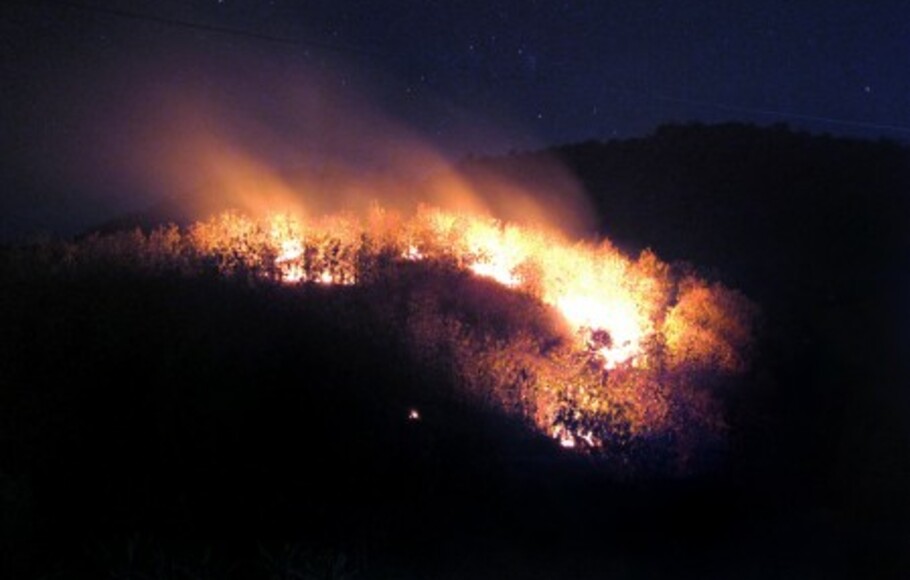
left=465, top=123, right=910, bottom=501
left=2, top=123, right=908, bottom=578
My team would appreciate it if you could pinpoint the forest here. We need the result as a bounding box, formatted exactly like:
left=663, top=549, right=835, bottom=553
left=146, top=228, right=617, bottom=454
left=1, top=123, right=908, bottom=578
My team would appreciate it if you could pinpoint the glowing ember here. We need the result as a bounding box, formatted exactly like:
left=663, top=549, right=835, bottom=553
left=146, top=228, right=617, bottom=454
left=281, top=264, right=306, bottom=283
left=402, top=245, right=423, bottom=261
left=553, top=425, right=599, bottom=448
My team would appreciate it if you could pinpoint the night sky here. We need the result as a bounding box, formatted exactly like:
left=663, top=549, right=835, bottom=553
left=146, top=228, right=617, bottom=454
left=2, top=0, right=909, bottom=238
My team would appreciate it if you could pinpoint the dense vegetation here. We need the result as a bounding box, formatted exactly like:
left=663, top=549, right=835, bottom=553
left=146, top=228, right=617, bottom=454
left=1, top=123, right=908, bottom=578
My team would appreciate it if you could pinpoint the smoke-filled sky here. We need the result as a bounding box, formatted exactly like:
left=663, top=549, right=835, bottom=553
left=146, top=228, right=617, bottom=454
left=2, top=0, right=909, bottom=239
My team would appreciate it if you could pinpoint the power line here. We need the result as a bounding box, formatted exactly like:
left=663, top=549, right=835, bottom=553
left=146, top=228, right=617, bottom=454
left=17, top=0, right=381, bottom=58
left=507, top=79, right=910, bottom=137
left=650, top=92, right=910, bottom=135
left=10, top=0, right=910, bottom=137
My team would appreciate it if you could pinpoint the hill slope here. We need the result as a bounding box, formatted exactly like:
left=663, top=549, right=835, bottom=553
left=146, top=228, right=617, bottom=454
left=2, top=123, right=909, bottom=578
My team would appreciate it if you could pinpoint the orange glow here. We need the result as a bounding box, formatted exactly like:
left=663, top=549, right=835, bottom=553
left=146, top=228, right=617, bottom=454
left=408, top=208, right=651, bottom=369
left=165, top=205, right=754, bottom=453
left=63, top=58, right=755, bottom=459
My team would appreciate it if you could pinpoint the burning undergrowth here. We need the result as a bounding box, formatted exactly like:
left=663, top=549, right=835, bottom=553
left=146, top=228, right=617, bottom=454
left=53, top=205, right=756, bottom=466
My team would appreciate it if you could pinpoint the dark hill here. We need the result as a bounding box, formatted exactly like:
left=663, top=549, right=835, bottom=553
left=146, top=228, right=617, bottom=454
left=3, top=123, right=909, bottom=578
left=468, top=123, right=910, bottom=575
left=464, top=122, right=910, bottom=527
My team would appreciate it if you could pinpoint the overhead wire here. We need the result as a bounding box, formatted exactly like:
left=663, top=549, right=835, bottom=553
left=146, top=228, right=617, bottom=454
left=7, top=0, right=910, bottom=137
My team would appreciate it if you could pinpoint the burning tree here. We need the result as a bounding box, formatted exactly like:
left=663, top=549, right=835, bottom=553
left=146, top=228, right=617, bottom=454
left=59, top=205, right=756, bottom=461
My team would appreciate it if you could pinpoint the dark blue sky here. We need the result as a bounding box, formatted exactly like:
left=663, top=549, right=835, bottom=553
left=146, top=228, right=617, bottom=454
left=2, top=0, right=909, bottom=238
left=72, top=0, right=905, bottom=142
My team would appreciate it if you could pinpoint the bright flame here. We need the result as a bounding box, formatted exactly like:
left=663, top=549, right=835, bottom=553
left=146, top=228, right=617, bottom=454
left=195, top=208, right=651, bottom=369
left=402, top=245, right=423, bottom=261
left=410, top=209, right=651, bottom=369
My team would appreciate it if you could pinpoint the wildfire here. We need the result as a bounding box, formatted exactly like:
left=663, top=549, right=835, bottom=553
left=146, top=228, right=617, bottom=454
left=66, top=60, right=755, bottom=463
left=142, top=206, right=755, bottom=455
left=263, top=208, right=651, bottom=370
